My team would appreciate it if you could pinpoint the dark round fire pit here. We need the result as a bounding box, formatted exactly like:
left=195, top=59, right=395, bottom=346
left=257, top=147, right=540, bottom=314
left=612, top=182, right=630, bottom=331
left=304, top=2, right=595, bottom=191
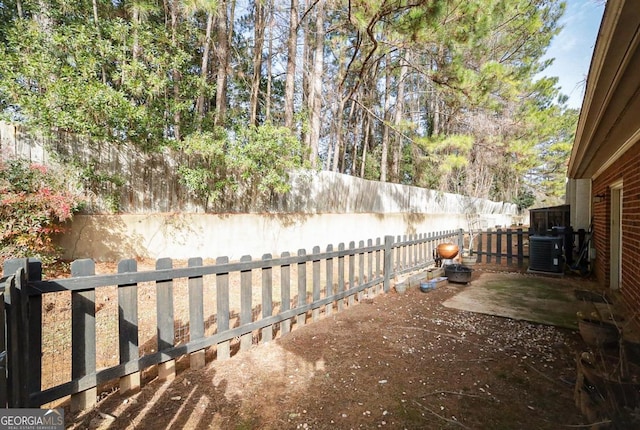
left=444, top=264, right=472, bottom=284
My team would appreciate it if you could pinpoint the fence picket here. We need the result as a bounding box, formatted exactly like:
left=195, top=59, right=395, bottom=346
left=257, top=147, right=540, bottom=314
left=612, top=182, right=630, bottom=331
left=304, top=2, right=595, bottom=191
left=240, top=255, right=253, bottom=351
left=312, top=247, right=321, bottom=322
left=280, top=252, right=291, bottom=335
left=496, top=229, right=502, bottom=265
left=375, top=238, right=381, bottom=294
left=27, top=261, right=42, bottom=407
left=348, top=242, right=355, bottom=307
left=262, top=254, right=274, bottom=342
left=0, top=289, right=5, bottom=408
left=337, top=244, right=345, bottom=311
left=414, top=234, right=419, bottom=267
left=384, top=236, right=393, bottom=293
left=156, top=258, right=175, bottom=380
left=70, top=259, right=97, bottom=412
left=216, top=256, right=231, bottom=359
left=507, top=230, right=513, bottom=266
left=397, top=235, right=402, bottom=271
left=486, top=229, right=493, bottom=263
left=296, top=250, right=307, bottom=328
left=188, top=257, right=205, bottom=369
left=517, top=229, right=525, bottom=267
left=325, top=246, right=334, bottom=316
left=358, top=241, right=365, bottom=302
left=367, top=239, right=373, bottom=296
left=118, top=259, right=140, bottom=393
left=6, top=274, right=21, bottom=408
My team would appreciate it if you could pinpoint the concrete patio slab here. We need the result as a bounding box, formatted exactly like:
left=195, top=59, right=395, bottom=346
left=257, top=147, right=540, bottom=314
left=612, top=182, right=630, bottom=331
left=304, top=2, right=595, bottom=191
left=442, top=271, right=614, bottom=330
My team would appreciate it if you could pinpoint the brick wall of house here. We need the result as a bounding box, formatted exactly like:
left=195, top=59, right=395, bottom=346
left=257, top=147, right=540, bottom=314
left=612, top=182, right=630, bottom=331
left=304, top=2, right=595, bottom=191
left=592, top=140, right=640, bottom=310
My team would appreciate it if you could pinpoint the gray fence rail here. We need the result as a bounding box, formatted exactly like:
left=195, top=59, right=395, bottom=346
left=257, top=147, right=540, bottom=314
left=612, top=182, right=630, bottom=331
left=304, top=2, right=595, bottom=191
left=0, top=230, right=462, bottom=410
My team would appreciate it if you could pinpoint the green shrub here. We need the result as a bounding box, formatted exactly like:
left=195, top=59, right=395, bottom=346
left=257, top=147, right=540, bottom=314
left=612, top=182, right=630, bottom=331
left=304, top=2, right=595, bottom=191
left=0, top=157, right=84, bottom=266
left=177, top=124, right=308, bottom=209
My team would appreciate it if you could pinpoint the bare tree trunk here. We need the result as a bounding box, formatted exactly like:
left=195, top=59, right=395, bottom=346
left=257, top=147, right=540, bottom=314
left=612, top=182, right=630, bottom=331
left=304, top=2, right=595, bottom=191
left=284, top=0, right=299, bottom=129
left=91, top=0, right=107, bottom=84
left=349, top=100, right=360, bottom=175
left=170, top=0, right=181, bottom=141
left=331, top=52, right=349, bottom=173
left=301, top=0, right=311, bottom=148
left=332, top=97, right=345, bottom=172
left=380, top=62, right=391, bottom=182
left=196, top=12, right=214, bottom=130
left=265, top=0, right=274, bottom=122
left=214, top=0, right=231, bottom=126
left=360, top=112, right=371, bottom=178
left=391, top=61, right=407, bottom=181
left=339, top=98, right=357, bottom=173
left=249, top=0, right=266, bottom=126
left=307, top=0, right=325, bottom=167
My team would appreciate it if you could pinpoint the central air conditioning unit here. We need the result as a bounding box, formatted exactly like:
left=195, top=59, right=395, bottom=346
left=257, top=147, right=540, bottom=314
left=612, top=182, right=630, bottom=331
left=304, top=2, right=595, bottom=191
left=529, top=236, right=564, bottom=273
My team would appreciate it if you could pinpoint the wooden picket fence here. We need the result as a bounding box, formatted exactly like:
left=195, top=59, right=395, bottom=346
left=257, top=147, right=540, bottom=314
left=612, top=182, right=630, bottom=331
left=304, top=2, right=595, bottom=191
left=472, top=228, right=529, bottom=267
left=471, top=227, right=588, bottom=269
left=0, top=230, right=462, bottom=410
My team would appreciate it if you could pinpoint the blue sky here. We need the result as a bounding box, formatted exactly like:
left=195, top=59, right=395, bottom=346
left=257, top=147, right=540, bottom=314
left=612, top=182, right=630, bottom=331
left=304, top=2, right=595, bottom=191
left=539, top=0, right=606, bottom=109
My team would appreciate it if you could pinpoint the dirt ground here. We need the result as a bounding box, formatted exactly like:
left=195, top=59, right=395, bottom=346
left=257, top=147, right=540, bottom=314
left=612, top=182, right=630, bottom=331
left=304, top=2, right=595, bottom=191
left=63, top=266, right=598, bottom=430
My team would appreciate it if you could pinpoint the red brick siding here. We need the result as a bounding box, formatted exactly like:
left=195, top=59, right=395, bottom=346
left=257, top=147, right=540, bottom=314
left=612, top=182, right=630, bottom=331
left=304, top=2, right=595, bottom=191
left=592, top=140, right=640, bottom=310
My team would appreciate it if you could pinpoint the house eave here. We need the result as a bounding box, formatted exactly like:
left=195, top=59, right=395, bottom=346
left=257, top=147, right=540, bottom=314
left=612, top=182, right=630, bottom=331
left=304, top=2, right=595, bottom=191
left=568, top=0, right=640, bottom=180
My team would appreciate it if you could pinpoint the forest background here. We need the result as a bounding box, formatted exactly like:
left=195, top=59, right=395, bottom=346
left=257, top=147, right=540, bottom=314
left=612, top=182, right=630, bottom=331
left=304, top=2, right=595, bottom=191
left=0, top=0, right=578, bottom=213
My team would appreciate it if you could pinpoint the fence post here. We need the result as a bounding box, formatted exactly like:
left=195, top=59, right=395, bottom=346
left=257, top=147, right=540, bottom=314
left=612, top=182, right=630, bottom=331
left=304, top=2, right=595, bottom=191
left=517, top=228, right=525, bottom=268
left=3, top=258, right=41, bottom=408
left=216, top=256, right=231, bottom=359
left=358, top=240, right=365, bottom=302
left=348, top=242, right=355, bottom=307
left=458, top=229, right=464, bottom=254
left=188, top=257, right=205, bottom=370
left=0, top=288, right=6, bottom=408
left=312, top=247, right=321, bottom=322
left=325, top=246, right=334, bottom=316
left=2, top=260, right=19, bottom=408
left=383, top=235, right=394, bottom=293
left=366, top=239, right=373, bottom=296
left=507, top=229, right=513, bottom=266
left=118, top=259, right=140, bottom=394
left=375, top=238, right=381, bottom=294
left=156, top=258, right=175, bottom=381
left=5, top=273, right=22, bottom=408
left=279, top=253, right=291, bottom=335
left=70, top=259, right=97, bottom=412
left=296, top=251, right=307, bottom=328
left=262, top=254, right=275, bottom=340
left=337, top=244, right=345, bottom=311
left=26, top=260, right=42, bottom=406
left=496, top=229, right=503, bottom=265
left=476, top=232, right=483, bottom=264
left=240, top=255, right=253, bottom=350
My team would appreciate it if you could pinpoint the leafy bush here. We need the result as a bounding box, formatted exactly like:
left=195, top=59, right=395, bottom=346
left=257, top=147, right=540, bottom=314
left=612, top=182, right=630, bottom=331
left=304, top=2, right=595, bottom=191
left=513, top=189, right=536, bottom=212
left=0, top=157, right=83, bottom=266
left=178, top=124, right=308, bottom=209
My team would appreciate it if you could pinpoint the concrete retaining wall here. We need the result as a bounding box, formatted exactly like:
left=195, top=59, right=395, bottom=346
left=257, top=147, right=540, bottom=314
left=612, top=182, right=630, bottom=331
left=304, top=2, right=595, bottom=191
left=58, top=211, right=522, bottom=261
